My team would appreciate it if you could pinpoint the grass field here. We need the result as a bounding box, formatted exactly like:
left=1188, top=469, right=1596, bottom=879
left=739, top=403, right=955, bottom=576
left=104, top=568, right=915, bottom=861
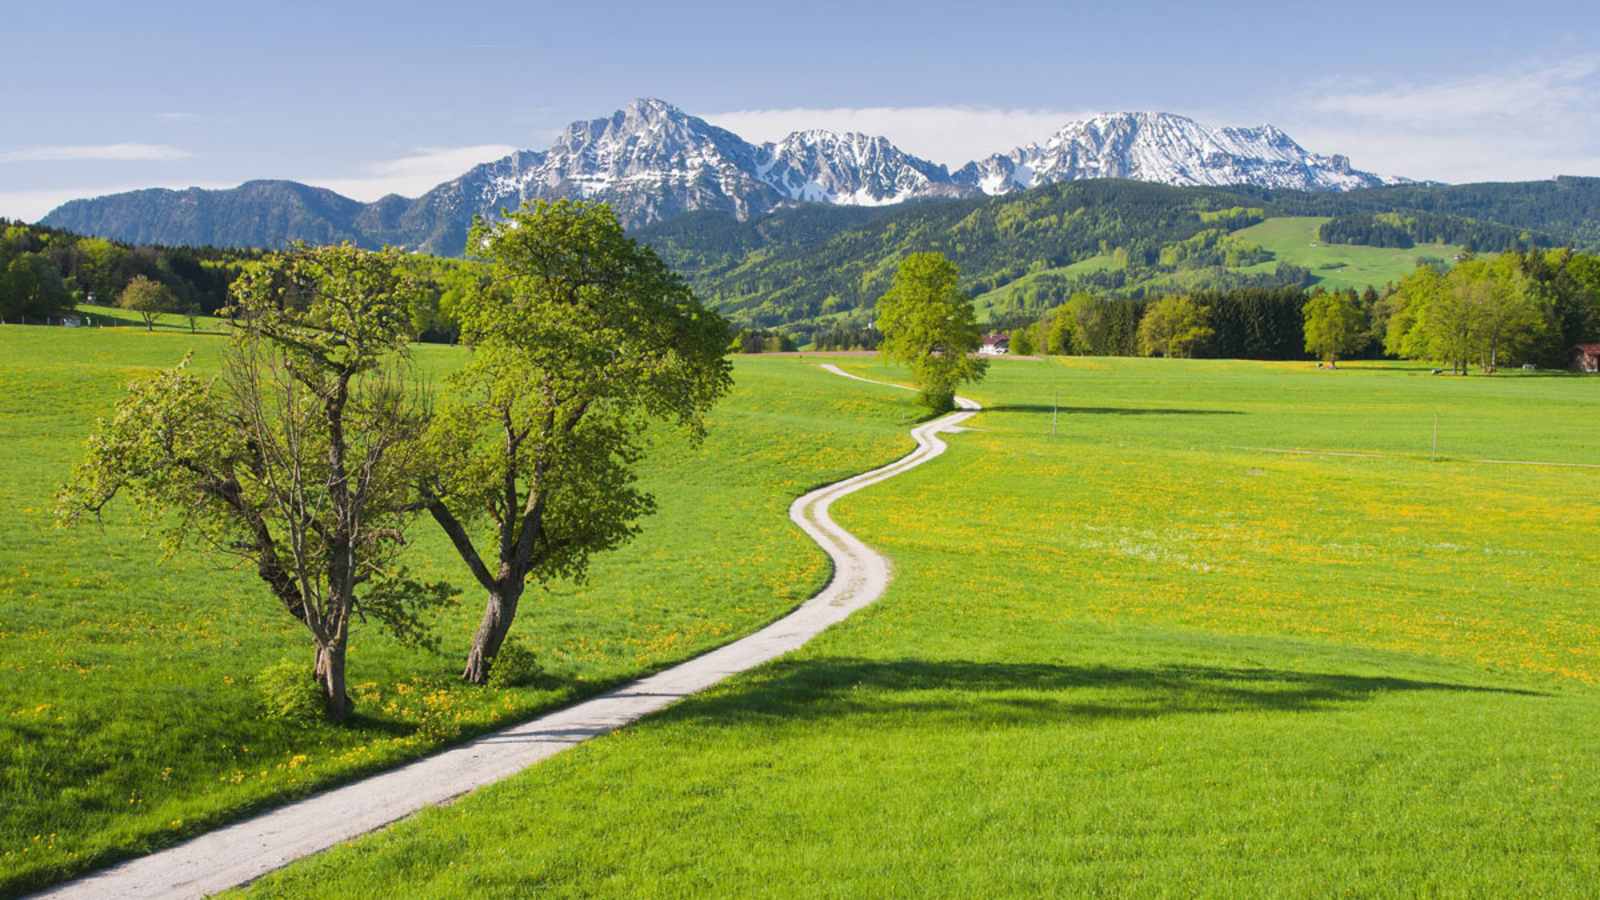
left=1231, top=217, right=1466, bottom=292
left=0, top=326, right=917, bottom=895
left=240, top=355, right=1600, bottom=897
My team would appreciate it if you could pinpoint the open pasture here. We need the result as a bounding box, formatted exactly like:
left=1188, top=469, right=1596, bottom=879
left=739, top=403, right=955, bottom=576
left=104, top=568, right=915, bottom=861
left=242, top=355, right=1600, bottom=897
left=0, top=327, right=915, bottom=895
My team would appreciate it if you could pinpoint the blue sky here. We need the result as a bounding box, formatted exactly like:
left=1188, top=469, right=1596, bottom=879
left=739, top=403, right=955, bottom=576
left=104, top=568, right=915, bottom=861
left=3, top=0, right=1598, bottom=220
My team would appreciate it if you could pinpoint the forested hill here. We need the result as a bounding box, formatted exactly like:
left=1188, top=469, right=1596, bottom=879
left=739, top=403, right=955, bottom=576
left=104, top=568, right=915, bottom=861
left=636, top=177, right=1599, bottom=339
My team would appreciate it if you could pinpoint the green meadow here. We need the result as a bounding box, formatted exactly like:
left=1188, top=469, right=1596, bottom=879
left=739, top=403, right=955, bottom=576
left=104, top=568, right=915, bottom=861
left=240, top=355, right=1600, bottom=897
left=1231, top=216, right=1466, bottom=291
left=0, top=326, right=915, bottom=895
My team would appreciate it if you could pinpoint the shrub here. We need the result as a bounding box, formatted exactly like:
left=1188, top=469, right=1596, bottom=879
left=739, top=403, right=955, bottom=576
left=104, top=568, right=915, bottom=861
left=487, top=639, right=542, bottom=689
left=256, top=658, right=326, bottom=722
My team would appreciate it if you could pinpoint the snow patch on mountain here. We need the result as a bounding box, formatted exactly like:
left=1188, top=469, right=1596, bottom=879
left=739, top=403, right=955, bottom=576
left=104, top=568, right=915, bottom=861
left=954, top=111, right=1405, bottom=195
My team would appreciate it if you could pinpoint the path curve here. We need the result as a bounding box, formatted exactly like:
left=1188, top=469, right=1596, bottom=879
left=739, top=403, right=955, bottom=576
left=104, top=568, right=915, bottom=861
left=39, top=365, right=979, bottom=899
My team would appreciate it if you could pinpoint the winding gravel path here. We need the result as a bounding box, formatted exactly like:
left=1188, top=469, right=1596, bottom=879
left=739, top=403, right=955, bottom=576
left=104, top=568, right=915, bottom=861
left=39, top=365, right=979, bottom=899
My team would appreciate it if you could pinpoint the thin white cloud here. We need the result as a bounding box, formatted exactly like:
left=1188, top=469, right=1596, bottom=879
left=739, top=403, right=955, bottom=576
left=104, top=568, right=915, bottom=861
left=1284, top=57, right=1600, bottom=183
left=0, top=143, right=193, bottom=163
left=704, top=106, right=1093, bottom=168
left=1312, top=57, right=1600, bottom=126
left=302, top=144, right=518, bottom=200
left=157, top=112, right=199, bottom=121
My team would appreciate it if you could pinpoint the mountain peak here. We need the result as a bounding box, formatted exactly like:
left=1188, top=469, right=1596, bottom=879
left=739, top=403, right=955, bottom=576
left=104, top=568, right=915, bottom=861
left=957, top=110, right=1399, bottom=195
left=39, top=101, right=1411, bottom=253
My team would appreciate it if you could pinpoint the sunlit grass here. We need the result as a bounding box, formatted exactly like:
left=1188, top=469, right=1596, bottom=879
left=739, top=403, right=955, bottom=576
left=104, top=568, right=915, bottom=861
left=0, top=326, right=915, bottom=894
left=241, top=354, right=1600, bottom=897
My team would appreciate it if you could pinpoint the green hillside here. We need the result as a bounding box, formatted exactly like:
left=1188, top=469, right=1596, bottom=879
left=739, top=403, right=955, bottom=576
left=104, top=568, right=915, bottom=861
left=1229, top=217, right=1466, bottom=291
left=243, top=355, right=1600, bottom=897
left=640, top=179, right=1584, bottom=339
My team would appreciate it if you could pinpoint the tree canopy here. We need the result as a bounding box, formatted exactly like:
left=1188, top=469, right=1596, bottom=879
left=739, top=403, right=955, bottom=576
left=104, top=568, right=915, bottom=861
left=421, top=200, right=733, bottom=683
left=59, top=244, right=445, bottom=720
left=1303, top=290, right=1368, bottom=365
left=1137, top=296, right=1213, bottom=358
left=876, top=252, right=988, bottom=411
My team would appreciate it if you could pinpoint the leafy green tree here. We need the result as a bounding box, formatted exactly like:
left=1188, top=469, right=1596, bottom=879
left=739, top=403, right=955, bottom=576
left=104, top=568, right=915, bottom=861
left=420, top=201, right=732, bottom=684
left=59, top=245, right=444, bottom=720
left=1466, top=256, right=1546, bottom=371
left=1009, top=326, right=1036, bottom=356
left=1137, top=296, right=1213, bottom=358
left=1303, top=290, right=1367, bottom=366
left=876, top=252, right=988, bottom=410
left=1, top=252, right=72, bottom=321
left=118, top=275, right=176, bottom=331
left=1387, top=256, right=1548, bottom=373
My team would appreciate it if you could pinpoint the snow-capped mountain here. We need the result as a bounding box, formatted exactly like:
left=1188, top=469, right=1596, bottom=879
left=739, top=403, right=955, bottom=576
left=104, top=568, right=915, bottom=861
left=954, top=112, right=1404, bottom=195
left=41, top=100, right=1407, bottom=253
left=756, top=130, right=962, bottom=206
left=399, top=99, right=961, bottom=245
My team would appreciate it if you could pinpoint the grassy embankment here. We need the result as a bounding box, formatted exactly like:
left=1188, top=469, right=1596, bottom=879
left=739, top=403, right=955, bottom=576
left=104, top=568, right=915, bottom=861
left=244, top=355, right=1600, bottom=897
left=0, top=326, right=915, bottom=895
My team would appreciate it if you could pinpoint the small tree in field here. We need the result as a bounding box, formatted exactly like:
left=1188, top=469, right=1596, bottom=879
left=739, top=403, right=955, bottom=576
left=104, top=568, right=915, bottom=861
left=1303, top=290, right=1367, bottom=366
left=119, top=275, right=176, bottom=331
left=876, top=252, right=987, bottom=411
left=422, top=201, right=732, bottom=684
left=59, top=245, right=448, bottom=720
left=1137, top=295, right=1212, bottom=358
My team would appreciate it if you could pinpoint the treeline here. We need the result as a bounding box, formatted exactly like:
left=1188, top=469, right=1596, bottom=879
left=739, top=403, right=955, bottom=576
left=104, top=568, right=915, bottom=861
left=638, top=177, right=1600, bottom=335
left=728, top=328, right=797, bottom=353
left=1258, top=176, right=1600, bottom=249
left=1005, top=250, right=1600, bottom=369
left=0, top=219, right=485, bottom=344
left=1009, top=286, right=1347, bottom=360
left=1383, top=249, right=1600, bottom=372
left=1318, top=212, right=1548, bottom=252
left=641, top=180, right=1289, bottom=330
left=0, top=219, right=261, bottom=322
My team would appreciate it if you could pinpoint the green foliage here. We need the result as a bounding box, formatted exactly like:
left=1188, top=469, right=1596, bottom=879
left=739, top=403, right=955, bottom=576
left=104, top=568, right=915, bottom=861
left=729, top=329, right=796, bottom=353
left=1385, top=254, right=1548, bottom=372
left=0, top=218, right=261, bottom=317
left=486, top=640, right=542, bottom=689
left=427, top=200, right=733, bottom=681
left=1009, top=327, right=1036, bottom=356
left=117, top=275, right=177, bottom=330
left=256, top=659, right=327, bottom=723
left=1137, top=296, right=1213, bottom=358
left=1319, top=211, right=1542, bottom=252
left=876, top=252, right=988, bottom=410
left=1303, top=289, right=1369, bottom=364
left=0, top=251, right=73, bottom=321
left=58, top=244, right=440, bottom=721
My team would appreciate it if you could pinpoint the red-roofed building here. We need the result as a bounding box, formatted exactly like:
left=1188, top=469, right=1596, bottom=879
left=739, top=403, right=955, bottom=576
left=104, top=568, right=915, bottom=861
left=980, top=332, right=1010, bottom=355
left=1574, top=343, right=1600, bottom=373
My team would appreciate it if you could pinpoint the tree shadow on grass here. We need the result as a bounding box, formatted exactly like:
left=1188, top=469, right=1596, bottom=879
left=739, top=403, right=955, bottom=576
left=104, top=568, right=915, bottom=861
left=984, top=405, right=1244, bottom=416
left=659, top=657, right=1543, bottom=729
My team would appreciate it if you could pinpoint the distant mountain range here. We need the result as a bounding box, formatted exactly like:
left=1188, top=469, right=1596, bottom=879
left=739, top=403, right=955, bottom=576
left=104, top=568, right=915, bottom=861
left=41, top=98, right=1408, bottom=253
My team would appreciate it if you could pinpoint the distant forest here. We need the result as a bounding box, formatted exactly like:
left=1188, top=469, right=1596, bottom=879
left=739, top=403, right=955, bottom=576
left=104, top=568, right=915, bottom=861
left=638, top=177, right=1600, bottom=343
left=0, top=220, right=259, bottom=322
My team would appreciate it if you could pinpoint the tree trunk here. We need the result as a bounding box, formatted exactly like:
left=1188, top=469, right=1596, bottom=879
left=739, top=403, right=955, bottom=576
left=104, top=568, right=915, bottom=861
left=314, top=639, right=350, bottom=722
left=463, top=585, right=521, bottom=684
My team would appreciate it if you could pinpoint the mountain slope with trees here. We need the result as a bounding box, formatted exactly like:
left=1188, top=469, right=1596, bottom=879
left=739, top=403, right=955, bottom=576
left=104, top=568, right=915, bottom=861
left=637, top=177, right=1593, bottom=341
